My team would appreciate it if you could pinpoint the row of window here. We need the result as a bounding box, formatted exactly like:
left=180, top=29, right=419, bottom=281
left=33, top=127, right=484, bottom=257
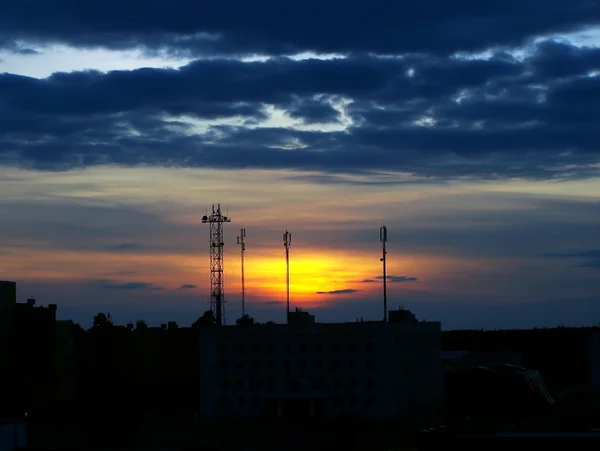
left=222, top=341, right=375, bottom=355
left=221, top=359, right=374, bottom=372
left=221, top=377, right=375, bottom=391
left=221, top=394, right=376, bottom=408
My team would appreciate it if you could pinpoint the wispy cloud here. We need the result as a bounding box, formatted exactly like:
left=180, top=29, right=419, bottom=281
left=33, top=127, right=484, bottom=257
left=544, top=249, right=600, bottom=271
left=178, top=284, right=197, bottom=289
left=98, top=280, right=163, bottom=291
left=104, top=243, right=143, bottom=252
left=316, top=289, right=361, bottom=295
left=362, top=275, right=417, bottom=283
left=543, top=249, right=600, bottom=258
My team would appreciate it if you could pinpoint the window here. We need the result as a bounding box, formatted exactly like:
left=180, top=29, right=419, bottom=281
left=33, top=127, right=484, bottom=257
left=332, top=343, right=340, bottom=353
left=222, top=378, right=229, bottom=389
left=350, top=396, right=356, bottom=406
left=366, top=378, right=374, bottom=388
left=238, top=396, right=245, bottom=406
left=220, top=396, right=229, bottom=406
left=366, top=395, right=375, bottom=407
left=315, top=342, right=323, bottom=352
left=350, top=378, right=356, bottom=389
left=284, top=344, right=291, bottom=353
left=333, top=396, right=341, bottom=406
left=237, top=362, right=245, bottom=371
left=299, top=360, right=307, bottom=370
left=284, top=360, right=291, bottom=373
left=221, top=362, right=228, bottom=371
left=349, top=360, right=355, bottom=370
left=237, top=378, right=244, bottom=389
left=253, top=396, right=261, bottom=406
left=267, top=378, right=275, bottom=391
left=221, top=344, right=227, bottom=355
left=333, top=378, right=341, bottom=388
left=268, top=343, right=275, bottom=353
left=268, top=361, right=275, bottom=371
left=252, top=343, right=260, bottom=353
left=366, top=342, right=374, bottom=352
left=237, top=344, right=245, bottom=353
left=252, top=361, right=260, bottom=371
left=332, top=359, right=340, bottom=370
left=313, top=378, right=324, bottom=389
left=300, top=343, right=307, bottom=353
left=348, top=342, right=357, bottom=353
left=366, top=359, right=373, bottom=370
left=290, top=380, right=301, bottom=393
left=316, top=360, right=323, bottom=370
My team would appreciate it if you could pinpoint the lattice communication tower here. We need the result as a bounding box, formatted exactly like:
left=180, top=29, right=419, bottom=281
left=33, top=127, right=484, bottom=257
left=202, top=204, right=231, bottom=326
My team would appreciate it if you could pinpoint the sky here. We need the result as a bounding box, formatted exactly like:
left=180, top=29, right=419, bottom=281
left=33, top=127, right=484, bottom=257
left=0, top=1, right=599, bottom=329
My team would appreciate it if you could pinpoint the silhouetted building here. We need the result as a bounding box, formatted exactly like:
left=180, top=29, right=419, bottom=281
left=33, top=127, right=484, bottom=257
left=0, top=281, right=16, bottom=309
left=288, top=307, right=315, bottom=326
left=0, top=290, right=60, bottom=418
left=199, top=309, right=444, bottom=420
left=587, top=332, right=600, bottom=388
left=389, top=306, right=417, bottom=323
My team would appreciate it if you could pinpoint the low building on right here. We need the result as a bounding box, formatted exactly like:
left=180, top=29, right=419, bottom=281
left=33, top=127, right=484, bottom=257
left=199, top=306, right=445, bottom=420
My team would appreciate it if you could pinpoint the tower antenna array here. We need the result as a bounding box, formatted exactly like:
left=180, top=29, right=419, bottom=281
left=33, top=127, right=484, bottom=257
left=202, top=204, right=231, bottom=326
left=380, top=225, right=388, bottom=322
left=237, top=228, right=247, bottom=317
left=283, top=230, right=292, bottom=324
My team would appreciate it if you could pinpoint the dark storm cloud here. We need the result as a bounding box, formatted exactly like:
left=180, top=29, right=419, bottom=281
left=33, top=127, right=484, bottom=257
left=0, top=36, right=599, bottom=178
left=316, top=289, right=361, bottom=295
left=0, top=0, right=598, bottom=57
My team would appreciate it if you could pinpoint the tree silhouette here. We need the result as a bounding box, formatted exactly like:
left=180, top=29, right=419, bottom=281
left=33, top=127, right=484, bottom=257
left=92, top=312, right=113, bottom=331
left=236, top=313, right=255, bottom=326
left=266, top=320, right=276, bottom=325
left=136, top=320, right=148, bottom=330
left=192, top=310, right=216, bottom=328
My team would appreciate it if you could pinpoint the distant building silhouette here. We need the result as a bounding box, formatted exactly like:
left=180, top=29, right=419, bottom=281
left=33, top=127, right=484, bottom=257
left=0, top=282, right=65, bottom=421
left=0, top=280, right=16, bottom=309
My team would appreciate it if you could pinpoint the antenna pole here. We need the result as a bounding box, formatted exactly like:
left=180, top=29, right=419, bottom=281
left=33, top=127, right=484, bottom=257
left=237, top=228, right=247, bottom=317
left=201, top=204, right=232, bottom=326
left=283, top=230, right=292, bottom=324
left=380, top=225, right=388, bottom=322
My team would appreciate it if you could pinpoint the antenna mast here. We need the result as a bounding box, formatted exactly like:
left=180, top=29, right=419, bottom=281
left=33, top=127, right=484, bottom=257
left=201, top=204, right=231, bottom=326
left=283, top=230, right=292, bottom=324
left=237, top=228, right=247, bottom=317
left=380, top=225, right=388, bottom=322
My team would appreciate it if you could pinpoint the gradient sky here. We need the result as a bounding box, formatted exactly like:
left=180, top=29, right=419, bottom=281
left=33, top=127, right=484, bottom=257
left=0, top=2, right=599, bottom=329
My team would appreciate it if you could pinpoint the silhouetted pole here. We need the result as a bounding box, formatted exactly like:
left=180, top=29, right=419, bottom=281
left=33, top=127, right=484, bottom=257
left=380, top=225, right=388, bottom=322
left=284, top=230, right=292, bottom=324
left=237, top=228, right=247, bottom=317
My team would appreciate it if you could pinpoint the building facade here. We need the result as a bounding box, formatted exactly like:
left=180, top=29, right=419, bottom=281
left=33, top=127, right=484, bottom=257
left=199, top=309, right=444, bottom=419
